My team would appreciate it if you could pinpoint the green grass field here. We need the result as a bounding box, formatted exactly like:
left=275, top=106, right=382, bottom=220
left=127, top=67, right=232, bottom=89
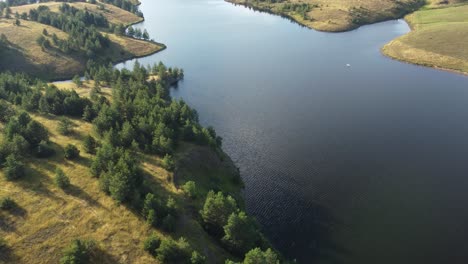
left=382, top=2, right=468, bottom=74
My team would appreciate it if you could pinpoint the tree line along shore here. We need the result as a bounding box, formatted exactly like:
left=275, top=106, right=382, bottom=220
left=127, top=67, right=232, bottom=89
left=0, top=0, right=285, bottom=263
left=0, top=0, right=164, bottom=80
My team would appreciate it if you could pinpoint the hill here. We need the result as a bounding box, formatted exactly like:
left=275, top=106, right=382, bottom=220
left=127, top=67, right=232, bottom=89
left=227, top=0, right=424, bottom=32
left=10, top=2, right=143, bottom=26
left=0, top=62, right=281, bottom=263
left=0, top=1, right=163, bottom=80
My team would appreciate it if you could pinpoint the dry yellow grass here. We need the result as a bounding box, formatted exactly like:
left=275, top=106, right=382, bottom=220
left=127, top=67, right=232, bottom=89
left=0, top=79, right=239, bottom=262
left=0, top=18, right=84, bottom=80
left=105, top=33, right=164, bottom=61
left=228, top=0, right=423, bottom=32
left=0, top=108, right=237, bottom=263
left=53, top=81, right=113, bottom=100
left=11, top=2, right=143, bottom=26
left=0, top=114, right=158, bottom=263
left=0, top=12, right=163, bottom=80
left=382, top=3, right=468, bottom=74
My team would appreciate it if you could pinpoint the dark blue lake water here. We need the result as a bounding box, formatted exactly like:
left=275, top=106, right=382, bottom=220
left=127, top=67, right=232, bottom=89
left=117, top=0, right=468, bottom=263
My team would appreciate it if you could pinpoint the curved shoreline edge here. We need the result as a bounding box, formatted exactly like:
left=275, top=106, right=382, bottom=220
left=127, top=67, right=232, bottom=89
left=381, top=38, right=468, bottom=77
left=226, top=0, right=468, bottom=76
left=380, top=12, right=468, bottom=76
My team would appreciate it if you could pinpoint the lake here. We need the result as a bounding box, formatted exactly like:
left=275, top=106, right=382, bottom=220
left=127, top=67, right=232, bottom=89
left=117, top=0, right=468, bottom=263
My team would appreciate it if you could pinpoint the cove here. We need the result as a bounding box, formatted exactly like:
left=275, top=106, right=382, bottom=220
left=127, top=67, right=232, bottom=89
left=117, top=0, right=468, bottom=263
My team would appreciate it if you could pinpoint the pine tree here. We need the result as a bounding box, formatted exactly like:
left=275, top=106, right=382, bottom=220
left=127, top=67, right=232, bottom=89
left=54, top=168, right=70, bottom=189
left=3, top=154, right=25, bottom=181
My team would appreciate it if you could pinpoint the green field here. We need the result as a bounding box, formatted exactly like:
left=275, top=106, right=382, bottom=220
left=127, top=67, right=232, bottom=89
left=382, top=2, right=468, bottom=74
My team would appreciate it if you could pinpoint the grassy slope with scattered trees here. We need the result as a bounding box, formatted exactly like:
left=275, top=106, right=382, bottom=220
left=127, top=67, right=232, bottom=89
left=0, top=61, right=282, bottom=263
left=226, top=0, right=424, bottom=32
left=0, top=1, right=283, bottom=263
left=0, top=1, right=163, bottom=80
left=382, top=0, right=468, bottom=74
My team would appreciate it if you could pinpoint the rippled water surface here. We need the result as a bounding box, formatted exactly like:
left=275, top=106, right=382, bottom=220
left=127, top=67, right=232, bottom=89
left=118, top=0, right=468, bottom=263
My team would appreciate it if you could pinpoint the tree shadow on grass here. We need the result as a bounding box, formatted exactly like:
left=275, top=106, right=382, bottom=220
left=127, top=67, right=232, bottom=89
left=0, top=203, right=27, bottom=233
left=15, top=166, right=64, bottom=203
left=68, top=155, right=92, bottom=168
left=0, top=46, right=51, bottom=79
left=64, top=184, right=103, bottom=210
left=67, top=129, right=87, bottom=143
left=0, top=245, right=20, bottom=264
left=0, top=217, right=17, bottom=233
left=9, top=204, right=27, bottom=218
left=90, top=246, right=120, bottom=264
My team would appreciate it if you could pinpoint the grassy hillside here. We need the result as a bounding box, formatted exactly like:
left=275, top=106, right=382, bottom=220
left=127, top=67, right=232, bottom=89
left=0, top=110, right=238, bottom=263
left=227, top=0, right=424, bottom=32
left=382, top=1, right=468, bottom=74
left=10, top=2, right=143, bottom=26
left=0, top=18, right=84, bottom=80
left=0, top=1, right=163, bottom=80
left=0, top=71, right=255, bottom=264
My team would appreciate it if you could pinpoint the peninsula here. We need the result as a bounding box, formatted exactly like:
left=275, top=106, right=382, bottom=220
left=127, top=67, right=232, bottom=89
left=227, top=0, right=468, bottom=74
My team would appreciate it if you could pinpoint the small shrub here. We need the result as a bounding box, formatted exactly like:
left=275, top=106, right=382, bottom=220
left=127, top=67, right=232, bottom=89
left=64, top=144, right=80, bottom=160
left=0, top=237, right=6, bottom=249
left=55, top=168, right=70, bottom=189
left=156, top=237, right=191, bottom=263
left=166, top=197, right=178, bottom=216
left=242, top=248, right=280, bottom=264
left=182, top=181, right=197, bottom=198
left=143, top=233, right=161, bottom=256
left=60, top=239, right=95, bottom=264
left=3, top=154, right=25, bottom=181
left=161, top=154, right=175, bottom=171
left=72, top=75, right=82, bottom=87
left=0, top=197, right=16, bottom=210
left=191, top=251, right=206, bottom=264
left=162, top=214, right=176, bottom=232
left=34, top=140, right=55, bottom=158
left=146, top=209, right=157, bottom=227
left=83, top=135, right=97, bottom=154
left=57, top=117, right=74, bottom=135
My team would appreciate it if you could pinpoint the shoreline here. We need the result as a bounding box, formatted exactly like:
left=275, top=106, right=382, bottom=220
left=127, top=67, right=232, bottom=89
left=381, top=42, right=468, bottom=77
left=227, top=0, right=468, bottom=76
left=225, top=0, right=421, bottom=33
left=48, top=41, right=167, bottom=82
left=380, top=4, right=468, bottom=76
left=2, top=1, right=167, bottom=82
left=49, top=14, right=167, bottom=82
